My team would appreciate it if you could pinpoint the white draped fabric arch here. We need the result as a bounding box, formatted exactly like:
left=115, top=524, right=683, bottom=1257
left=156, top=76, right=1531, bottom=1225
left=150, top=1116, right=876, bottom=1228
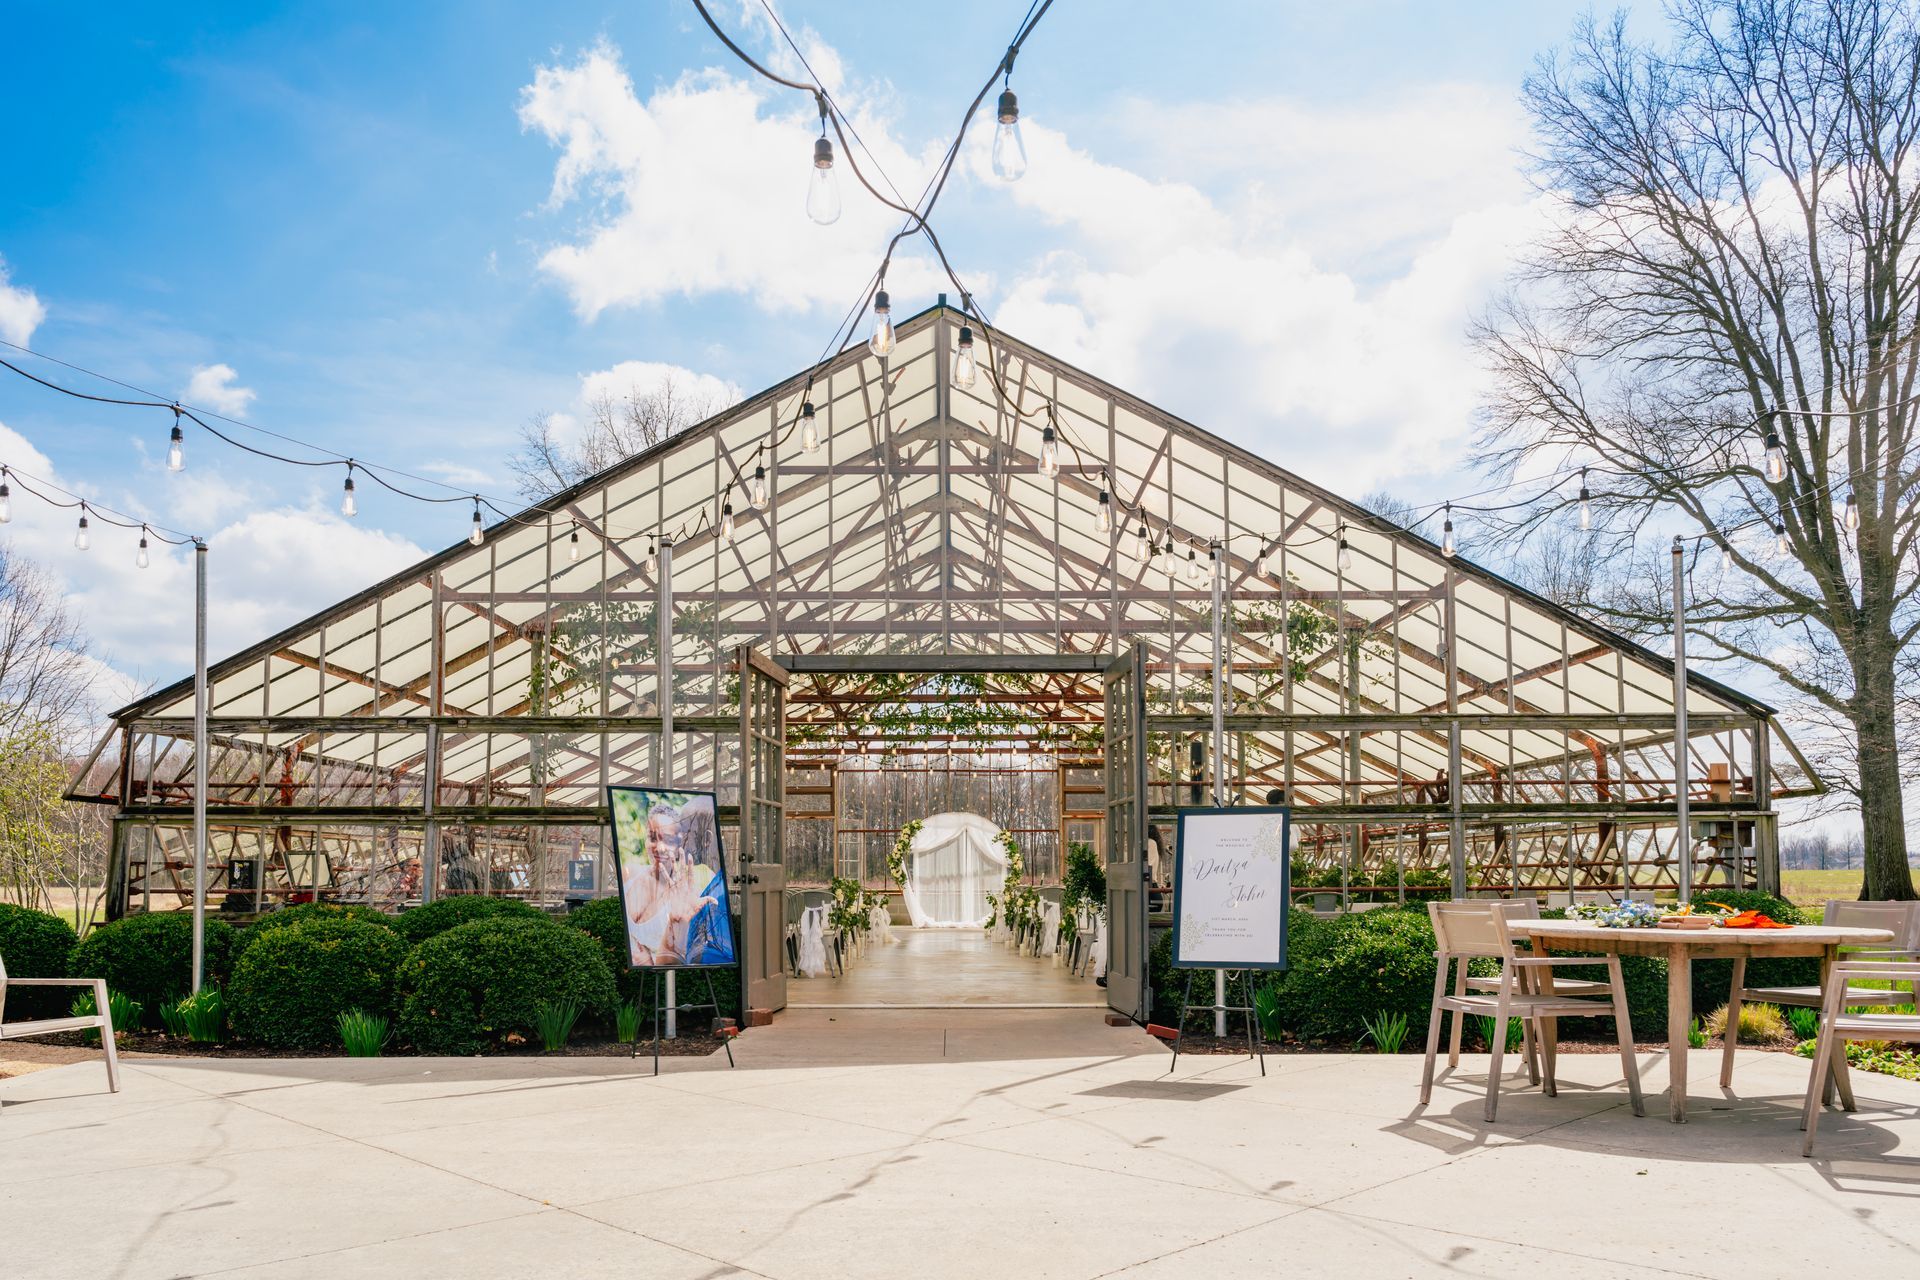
left=901, top=812, right=1007, bottom=928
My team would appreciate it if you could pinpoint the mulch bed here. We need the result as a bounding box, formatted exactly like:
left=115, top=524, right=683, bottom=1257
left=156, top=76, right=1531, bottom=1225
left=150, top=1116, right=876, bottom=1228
left=1160, top=1031, right=1802, bottom=1057
left=3, top=1028, right=737, bottom=1062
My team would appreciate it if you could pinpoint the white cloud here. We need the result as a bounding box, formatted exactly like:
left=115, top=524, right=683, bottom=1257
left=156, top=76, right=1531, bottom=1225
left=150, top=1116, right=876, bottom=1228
left=183, top=363, right=257, bottom=416
left=0, top=255, right=47, bottom=347
left=518, top=40, right=944, bottom=317
left=0, top=420, right=425, bottom=709
left=578, top=359, right=739, bottom=415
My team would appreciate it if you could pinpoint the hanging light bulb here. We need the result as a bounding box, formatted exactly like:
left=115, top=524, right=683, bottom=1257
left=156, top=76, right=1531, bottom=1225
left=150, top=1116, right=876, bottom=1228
left=954, top=324, right=978, bottom=389
left=1185, top=542, right=1202, bottom=582
left=341, top=467, right=357, bottom=518
left=567, top=523, right=581, bottom=562
left=467, top=499, right=484, bottom=547
left=721, top=497, right=736, bottom=545
left=992, top=88, right=1027, bottom=181
left=75, top=507, right=90, bottom=551
left=645, top=537, right=658, bottom=573
left=1038, top=424, right=1058, bottom=478
left=1097, top=485, right=1112, bottom=534
left=1255, top=544, right=1269, bottom=579
left=1441, top=504, right=1456, bottom=558
left=1844, top=491, right=1861, bottom=531
left=1336, top=524, right=1353, bottom=573
left=0, top=471, right=11, bottom=525
left=1133, top=521, right=1150, bottom=561
left=750, top=460, right=768, bottom=509
left=800, top=400, right=819, bottom=454
left=1775, top=522, right=1789, bottom=556
left=136, top=528, right=150, bottom=570
left=1763, top=415, right=1787, bottom=483
left=1578, top=469, right=1592, bottom=530
left=868, top=288, right=895, bottom=358
left=806, top=135, right=841, bottom=226
left=166, top=412, right=184, bottom=473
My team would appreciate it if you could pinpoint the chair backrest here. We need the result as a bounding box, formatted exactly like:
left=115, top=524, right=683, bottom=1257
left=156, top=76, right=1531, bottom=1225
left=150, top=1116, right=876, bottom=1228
left=1428, top=900, right=1515, bottom=958
left=1825, top=899, right=1920, bottom=947
left=0, top=949, right=8, bottom=1024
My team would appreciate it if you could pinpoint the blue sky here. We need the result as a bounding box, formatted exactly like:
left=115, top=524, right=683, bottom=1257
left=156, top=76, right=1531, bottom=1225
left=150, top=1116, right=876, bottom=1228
left=0, top=0, right=1617, bottom=696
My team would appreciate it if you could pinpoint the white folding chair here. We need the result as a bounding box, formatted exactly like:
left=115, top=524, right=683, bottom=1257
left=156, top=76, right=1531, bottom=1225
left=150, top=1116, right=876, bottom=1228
left=0, top=951, right=120, bottom=1093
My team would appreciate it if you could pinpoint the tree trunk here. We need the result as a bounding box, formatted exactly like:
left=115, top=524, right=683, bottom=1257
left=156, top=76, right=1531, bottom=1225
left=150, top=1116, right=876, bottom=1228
left=1855, top=634, right=1915, bottom=901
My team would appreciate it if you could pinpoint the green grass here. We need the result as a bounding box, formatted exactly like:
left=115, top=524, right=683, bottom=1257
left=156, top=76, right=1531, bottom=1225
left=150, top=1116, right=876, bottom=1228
left=1782, top=869, right=1863, bottom=909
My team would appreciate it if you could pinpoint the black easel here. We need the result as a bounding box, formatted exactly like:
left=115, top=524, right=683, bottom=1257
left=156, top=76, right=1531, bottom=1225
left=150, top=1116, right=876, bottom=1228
left=634, top=969, right=738, bottom=1076
left=1168, top=968, right=1265, bottom=1076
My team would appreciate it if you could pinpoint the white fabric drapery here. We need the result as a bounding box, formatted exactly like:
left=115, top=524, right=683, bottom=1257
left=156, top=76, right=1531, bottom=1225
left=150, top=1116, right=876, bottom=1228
left=901, top=812, right=1007, bottom=928
left=795, top=904, right=831, bottom=977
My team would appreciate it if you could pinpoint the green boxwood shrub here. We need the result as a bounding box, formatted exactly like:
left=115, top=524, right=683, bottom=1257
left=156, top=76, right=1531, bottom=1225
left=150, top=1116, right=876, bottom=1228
left=228, top=918, right=411, bottom=1049
left=393, top=895, right=543, bottom=945
left=1275, top=909, right=1456, bottom=1042
left=70, top=913, right=238, bottom=1025
left=397, top=916, right=617, bottom=1054
left=0, top=904, right=78, bottom=1018
left=564, top=896, right=741, bottom=1026
left=234, top=903, right=397, bottom=957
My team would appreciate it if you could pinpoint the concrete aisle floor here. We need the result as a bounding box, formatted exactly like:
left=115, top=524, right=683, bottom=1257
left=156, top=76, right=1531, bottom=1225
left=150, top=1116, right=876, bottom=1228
left=789, top=925, right=1105, bottom=1007
left=4, top=1019, right=1920, bottom=1279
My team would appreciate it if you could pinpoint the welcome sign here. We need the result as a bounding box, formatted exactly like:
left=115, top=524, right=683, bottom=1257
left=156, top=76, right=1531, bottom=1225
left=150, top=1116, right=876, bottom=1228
left=1171, top=806, right=1291, bottom=970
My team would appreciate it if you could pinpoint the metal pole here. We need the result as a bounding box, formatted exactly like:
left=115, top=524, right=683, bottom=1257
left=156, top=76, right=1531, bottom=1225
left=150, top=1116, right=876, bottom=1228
left=1671, top=537, right=1692, bottom=905
left=657, top=538, right=677, bottom=1038
left=190, top=540, right=209, bottom=994
left=1210, top=541, right=1227, bottom=1036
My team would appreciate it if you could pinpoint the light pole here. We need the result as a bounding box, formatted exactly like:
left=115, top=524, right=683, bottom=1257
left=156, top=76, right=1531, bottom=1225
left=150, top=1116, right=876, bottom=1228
left=190, top=539, right=210, bottom=993
left=1671, top=536, right=1692, bottom=905
left=1209, top=539, right=1227, bottom=1036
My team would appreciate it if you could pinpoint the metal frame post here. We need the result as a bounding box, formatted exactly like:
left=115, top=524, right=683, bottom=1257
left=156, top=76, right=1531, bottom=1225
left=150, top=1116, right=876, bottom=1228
left=657, top=537, right=677, bottom=1037
left=1209, top=540, right=1227, bottom=1035
left=190, top=540, right=209, bottom=993
left=1672, top=537, right=1692, bottom=904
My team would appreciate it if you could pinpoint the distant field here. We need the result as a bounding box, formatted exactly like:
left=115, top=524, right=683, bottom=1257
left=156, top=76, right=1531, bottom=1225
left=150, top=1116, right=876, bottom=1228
left=1781, top=868, right=1864, bottom=908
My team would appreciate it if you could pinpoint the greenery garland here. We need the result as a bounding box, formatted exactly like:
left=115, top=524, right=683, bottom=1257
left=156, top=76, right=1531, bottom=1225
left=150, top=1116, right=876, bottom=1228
left=887, top=819, right=922, bottom=887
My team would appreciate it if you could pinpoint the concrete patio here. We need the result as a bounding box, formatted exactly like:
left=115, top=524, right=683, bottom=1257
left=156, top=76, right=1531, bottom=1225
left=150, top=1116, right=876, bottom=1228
left=4, top=1010, right=1919, bottom=1279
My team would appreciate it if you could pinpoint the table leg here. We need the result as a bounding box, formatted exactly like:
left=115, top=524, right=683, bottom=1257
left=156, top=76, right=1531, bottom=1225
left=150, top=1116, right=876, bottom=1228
left=1821, top=944, right=1857, bottom=1112
left=1530, top=936, right=1558, bottom=1095
left=1718, top=953, right=1746, bottom=1089
left=1666, top=946, right=1692, bottom=1123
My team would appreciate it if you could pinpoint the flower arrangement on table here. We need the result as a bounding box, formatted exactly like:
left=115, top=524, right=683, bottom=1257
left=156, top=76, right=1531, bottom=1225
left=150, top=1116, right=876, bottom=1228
left=1566, top=899, right=1665, bottom=929
left=1565, top=899, right=1790, bottom=929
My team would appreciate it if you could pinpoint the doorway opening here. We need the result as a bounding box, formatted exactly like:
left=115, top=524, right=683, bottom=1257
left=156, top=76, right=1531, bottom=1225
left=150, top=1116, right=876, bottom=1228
left=741, top=652, right=1146, bottom=1016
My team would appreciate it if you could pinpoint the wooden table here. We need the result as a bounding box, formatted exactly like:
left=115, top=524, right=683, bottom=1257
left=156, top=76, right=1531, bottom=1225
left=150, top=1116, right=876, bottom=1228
left=1512, top=920, right=1895, bottom=1123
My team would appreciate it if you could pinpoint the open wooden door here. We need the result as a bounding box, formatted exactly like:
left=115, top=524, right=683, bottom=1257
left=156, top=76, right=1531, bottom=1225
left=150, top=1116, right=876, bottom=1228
left=1103, top=642, right=1149, bottom=1020
left=737, top=645, right=789, bottom=1017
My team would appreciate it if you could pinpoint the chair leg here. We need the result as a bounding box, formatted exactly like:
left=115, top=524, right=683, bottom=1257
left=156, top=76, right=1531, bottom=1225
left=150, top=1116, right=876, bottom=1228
left=1608, top=956, right=1643, bottom=1117
left=1802, top=1029, right=1839, bottom=1156
left=1522, top=1018, right=1541, bottom=1086
left=1831, top=1035, right=1857, bottom=1112
left=1419, top=958, right=1449, bottom=1106
left=1718, top=954, right=1746, bottom=1089
left=1485, top=1010, right=1510, bottom=1123
left=101, top=1017, right=122, bottom=1094
left=1447, top=961, right=1467, bottom=1067
left=1541, top=1018, right=1558, bottom=1097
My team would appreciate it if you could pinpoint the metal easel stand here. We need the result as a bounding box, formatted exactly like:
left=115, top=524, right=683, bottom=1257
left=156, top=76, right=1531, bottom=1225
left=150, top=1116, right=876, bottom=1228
left=636, top=969, right=739, bottom=1077
left=1166, top=968, right=1266, bottom=1077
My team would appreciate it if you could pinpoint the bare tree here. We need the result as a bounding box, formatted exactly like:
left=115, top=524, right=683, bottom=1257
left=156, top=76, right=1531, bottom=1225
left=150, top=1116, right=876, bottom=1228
left=509, top=373, right=727, bottom=499
left=0, top=545, right=96, bottom=734
left=1477, top=0, right=1920, bottom=898
left=1358, top=490, right=1422, bottom=529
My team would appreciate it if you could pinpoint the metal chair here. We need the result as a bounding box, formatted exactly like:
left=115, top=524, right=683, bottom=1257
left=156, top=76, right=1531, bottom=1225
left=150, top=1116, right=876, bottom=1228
left=1422, top=900, right=1643, bottom=1122
left=1720, top=900, right=1920, bottom=1089
left=1800, top=959, right=1920, bottom=1157
left=0, top=951, right=120, bottom=1094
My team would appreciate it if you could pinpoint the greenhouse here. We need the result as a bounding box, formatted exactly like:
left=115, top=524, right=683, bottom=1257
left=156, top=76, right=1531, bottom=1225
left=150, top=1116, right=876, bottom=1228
left=64, top=301, right=1812, bottom=1019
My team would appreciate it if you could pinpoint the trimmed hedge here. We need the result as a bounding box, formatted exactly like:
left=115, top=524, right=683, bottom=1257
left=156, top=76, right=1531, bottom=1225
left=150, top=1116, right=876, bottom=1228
left=393, top=895, right=543, bottom=945
left=564, top=897, right=741, bottom=1026
left=1274, top=909, right=1463, bottom=1042
left=0, top=904, right=78, bottom=1018
left=234, top=903, right=397, bottom=957
left=397, top=916, right=617, bottom=1054
left=70, top=913, right=238, bottom=1024
left=228, top=918, right=411, bottom=1049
